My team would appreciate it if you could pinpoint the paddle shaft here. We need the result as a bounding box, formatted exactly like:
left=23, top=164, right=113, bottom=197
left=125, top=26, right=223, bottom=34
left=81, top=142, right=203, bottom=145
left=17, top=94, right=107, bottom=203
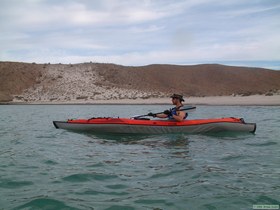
left=134, top=106, right=196, bottom=119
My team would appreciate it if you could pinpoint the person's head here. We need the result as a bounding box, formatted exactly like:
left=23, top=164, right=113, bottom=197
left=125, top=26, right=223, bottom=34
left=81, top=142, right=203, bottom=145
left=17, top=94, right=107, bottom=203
left=170, top=94, right=185, bottom=105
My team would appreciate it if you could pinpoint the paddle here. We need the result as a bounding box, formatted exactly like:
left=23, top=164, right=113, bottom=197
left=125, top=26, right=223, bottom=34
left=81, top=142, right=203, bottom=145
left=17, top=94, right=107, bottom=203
left=132, top=106, right=196, bottom=119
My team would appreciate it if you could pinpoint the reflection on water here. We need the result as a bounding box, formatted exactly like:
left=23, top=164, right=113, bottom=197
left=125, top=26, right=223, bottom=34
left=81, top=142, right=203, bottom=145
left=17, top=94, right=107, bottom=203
left=87, top=132, right=190, bottom=147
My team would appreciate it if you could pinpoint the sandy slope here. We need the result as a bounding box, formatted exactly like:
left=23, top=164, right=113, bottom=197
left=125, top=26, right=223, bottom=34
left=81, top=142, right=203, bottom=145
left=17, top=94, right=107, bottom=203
left=1, top=62, right=280, bottom=105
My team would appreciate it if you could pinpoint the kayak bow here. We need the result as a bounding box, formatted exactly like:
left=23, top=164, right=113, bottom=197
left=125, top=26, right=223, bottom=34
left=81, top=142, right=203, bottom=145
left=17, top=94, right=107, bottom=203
left=53, top=117, right=256, bottom=134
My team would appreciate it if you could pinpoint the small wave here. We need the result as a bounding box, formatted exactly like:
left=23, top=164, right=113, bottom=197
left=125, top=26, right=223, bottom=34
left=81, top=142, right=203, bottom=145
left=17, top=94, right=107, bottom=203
left=106, top=184, right=128, bottom=190
left=134, top=199, right=174, bottom=207
left=104, top=205, right=136, bottom=210
left=246, top=141, right=278, bottom=147
left=220, top=155, right=244, bottom=161
left=0, top=179, right=33, bottom=189
left=13, top=198, right=78, bottom=210
left=86, top=162, right=105, bottom=168
left=202, top=165, right=227, bottom=173
left=150, top=169, right=185, bottom=179
left=253, top=195, right=280, bottom=205
left=77, top=189, right=129, bottom=196
left=62, top=173, right=118, bottom=182
left=36, top=134, right=58, bottom=139
left=43, top=159, right=58, bottom=165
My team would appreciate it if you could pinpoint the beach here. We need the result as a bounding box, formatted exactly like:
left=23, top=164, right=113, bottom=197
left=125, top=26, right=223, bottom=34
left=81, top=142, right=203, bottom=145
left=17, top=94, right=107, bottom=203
left=5, top=95, right=280, bottom=106
left=185, top=95, right=280, bottom=106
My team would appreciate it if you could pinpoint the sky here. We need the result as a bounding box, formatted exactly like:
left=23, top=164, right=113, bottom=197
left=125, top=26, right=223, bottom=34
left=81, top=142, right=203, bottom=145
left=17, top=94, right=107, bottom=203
left=1, top=0, right=280, bottom=68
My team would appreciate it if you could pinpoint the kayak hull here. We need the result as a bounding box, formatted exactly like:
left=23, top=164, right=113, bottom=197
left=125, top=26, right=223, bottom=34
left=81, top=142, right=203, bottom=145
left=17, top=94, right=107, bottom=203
left=53, top=117, right=256, bottom=134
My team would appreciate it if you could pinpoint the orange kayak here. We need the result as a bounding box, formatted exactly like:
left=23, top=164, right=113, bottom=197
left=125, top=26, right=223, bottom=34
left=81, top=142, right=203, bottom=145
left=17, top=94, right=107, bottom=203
left=53, top=117, right=256, bottom=134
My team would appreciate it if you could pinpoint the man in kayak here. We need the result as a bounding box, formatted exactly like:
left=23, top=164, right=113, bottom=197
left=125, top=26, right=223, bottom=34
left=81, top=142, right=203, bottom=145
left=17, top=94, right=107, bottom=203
left=148, top=94, right=187, bottom=122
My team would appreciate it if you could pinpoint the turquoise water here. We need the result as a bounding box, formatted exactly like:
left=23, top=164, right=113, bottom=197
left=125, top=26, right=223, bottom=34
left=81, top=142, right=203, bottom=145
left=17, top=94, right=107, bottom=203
left=0, top=105, right=279, bottom=210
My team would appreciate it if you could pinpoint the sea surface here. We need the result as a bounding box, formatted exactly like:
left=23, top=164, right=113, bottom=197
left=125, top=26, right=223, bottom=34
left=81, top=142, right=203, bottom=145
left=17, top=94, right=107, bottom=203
left=0, top=105, right=279, bottom=210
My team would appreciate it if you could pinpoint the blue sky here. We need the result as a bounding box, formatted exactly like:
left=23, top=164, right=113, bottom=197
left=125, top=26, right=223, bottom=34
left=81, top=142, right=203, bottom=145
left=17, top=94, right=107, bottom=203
left=1, top=0, right=280, bottom=68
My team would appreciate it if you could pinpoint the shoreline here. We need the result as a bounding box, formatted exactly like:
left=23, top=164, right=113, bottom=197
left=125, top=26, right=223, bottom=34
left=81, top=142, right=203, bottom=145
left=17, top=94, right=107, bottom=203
left=1, top=95, right=280, bottom=106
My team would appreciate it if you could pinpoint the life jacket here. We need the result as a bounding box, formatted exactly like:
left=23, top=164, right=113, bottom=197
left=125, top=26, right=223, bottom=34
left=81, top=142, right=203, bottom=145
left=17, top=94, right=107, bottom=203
left=168, top=106, right=188, bottom=120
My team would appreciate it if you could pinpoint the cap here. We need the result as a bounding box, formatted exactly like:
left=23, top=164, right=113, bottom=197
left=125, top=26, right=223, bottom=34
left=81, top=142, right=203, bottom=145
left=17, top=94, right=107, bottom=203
left=170, top=94, right=185, bottom=102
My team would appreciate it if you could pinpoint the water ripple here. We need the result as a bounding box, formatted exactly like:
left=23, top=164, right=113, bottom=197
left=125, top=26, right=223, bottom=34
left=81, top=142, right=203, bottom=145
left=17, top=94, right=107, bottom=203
left=13, top=198, right=79, bottom=210
left=1, top=105, right=279, bottom=210
left=62, top=173, right=118, bottom=182
left=0, top=179, right=33, bottom=189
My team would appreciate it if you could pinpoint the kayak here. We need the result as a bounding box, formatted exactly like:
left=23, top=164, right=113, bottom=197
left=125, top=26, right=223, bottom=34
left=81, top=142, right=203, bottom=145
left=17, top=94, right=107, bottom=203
left=53, top=117, right=256, bottom=134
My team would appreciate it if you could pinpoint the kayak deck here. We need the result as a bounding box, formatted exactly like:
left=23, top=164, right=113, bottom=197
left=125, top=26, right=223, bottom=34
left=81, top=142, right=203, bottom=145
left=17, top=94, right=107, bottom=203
left=53, top=117, right=256, bottom=134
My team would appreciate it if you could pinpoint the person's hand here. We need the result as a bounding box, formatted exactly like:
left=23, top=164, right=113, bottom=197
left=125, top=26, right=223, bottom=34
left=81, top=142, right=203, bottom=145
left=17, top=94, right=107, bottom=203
left=148, top=112, right=156, bottom=117
left=163, top=109, right=171, bottom=115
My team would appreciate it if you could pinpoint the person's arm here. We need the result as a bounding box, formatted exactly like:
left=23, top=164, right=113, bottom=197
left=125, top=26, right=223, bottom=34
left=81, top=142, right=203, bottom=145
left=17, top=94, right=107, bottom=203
left=155, top=113, right=168, bottom=118
left=172, top=111, right=186, bottom=122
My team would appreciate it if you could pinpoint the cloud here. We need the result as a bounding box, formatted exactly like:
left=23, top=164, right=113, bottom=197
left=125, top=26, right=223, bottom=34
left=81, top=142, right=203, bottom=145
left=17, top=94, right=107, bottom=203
left=0, top=0, right=279, bottom=68
left=1, top=0, right=183, bottom=29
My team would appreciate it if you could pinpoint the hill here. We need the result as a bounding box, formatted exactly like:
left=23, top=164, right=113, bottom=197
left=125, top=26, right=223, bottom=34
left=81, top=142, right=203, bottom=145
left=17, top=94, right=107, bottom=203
left=0, top=62, right=280, bottom=103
